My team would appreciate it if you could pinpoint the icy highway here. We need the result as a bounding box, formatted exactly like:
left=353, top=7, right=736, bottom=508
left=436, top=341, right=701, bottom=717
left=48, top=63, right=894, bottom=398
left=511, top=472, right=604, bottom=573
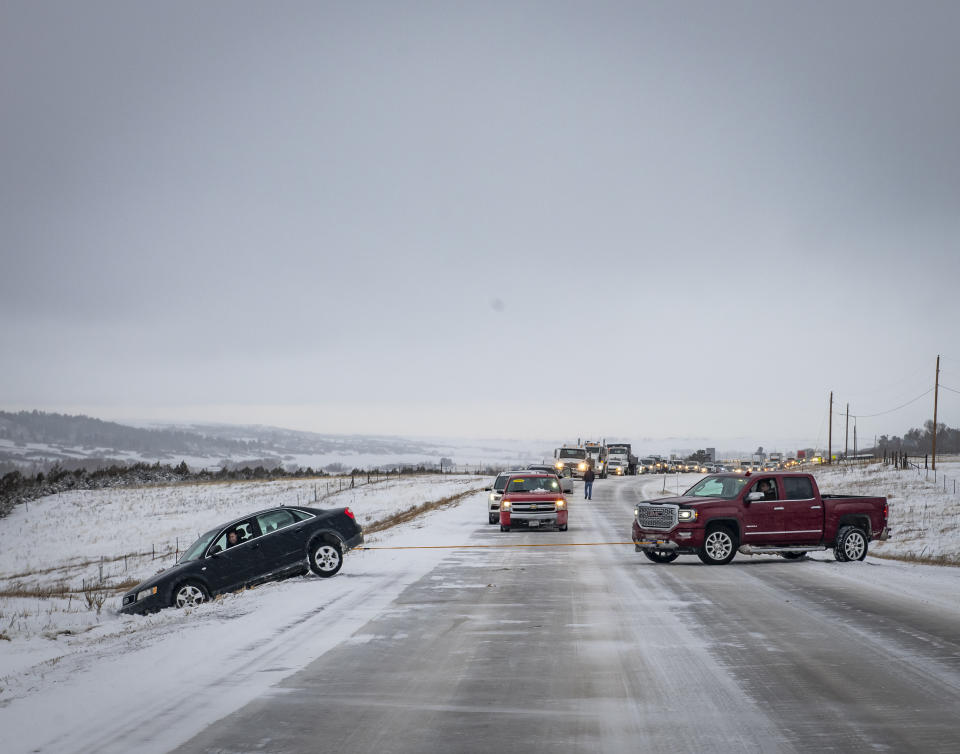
left=175, top=477, right=960, bottom=754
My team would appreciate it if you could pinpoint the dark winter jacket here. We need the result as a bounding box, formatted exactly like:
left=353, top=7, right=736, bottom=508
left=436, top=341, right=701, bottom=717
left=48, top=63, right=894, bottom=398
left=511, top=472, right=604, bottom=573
left=583, top=468, right=596, bottom=483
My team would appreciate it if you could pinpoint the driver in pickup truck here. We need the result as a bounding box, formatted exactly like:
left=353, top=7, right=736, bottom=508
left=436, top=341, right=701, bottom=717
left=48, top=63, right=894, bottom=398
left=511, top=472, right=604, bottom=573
left=757, top=479, right=777, bottom=501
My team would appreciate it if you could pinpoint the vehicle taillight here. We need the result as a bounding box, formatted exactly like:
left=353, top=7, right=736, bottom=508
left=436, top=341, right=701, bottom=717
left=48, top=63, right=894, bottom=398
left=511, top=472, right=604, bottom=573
left=344, top=507, right=355, bottom=520
left=883, top=503, right=888, bottom=519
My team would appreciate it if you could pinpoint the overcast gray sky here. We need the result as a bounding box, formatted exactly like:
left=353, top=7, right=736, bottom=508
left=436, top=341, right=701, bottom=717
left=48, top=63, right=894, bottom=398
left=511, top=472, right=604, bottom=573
left=2, top=1, right=959, bottom=451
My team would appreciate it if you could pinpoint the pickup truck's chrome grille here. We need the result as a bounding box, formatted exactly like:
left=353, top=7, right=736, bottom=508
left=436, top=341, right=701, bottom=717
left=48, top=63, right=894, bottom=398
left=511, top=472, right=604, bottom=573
left=636, top=504, right=678, bottom=531
left=512, top=502, right=558, bottom=513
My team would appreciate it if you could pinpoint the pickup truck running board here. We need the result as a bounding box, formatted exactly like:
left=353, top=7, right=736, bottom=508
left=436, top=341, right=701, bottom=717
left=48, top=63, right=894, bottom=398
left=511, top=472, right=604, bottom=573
left=738, top=545, right=828, bottom=556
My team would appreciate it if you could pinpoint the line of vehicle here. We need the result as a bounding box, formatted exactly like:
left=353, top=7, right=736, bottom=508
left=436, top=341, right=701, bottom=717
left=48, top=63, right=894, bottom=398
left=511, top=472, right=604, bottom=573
left=356, top=541, right=636, bottom=550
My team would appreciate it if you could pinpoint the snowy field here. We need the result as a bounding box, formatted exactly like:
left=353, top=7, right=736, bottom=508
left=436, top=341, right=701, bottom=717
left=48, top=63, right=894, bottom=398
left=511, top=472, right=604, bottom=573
left=811, top=456, right=960, bottom=564
left=0, top=475, right=483, bottom=693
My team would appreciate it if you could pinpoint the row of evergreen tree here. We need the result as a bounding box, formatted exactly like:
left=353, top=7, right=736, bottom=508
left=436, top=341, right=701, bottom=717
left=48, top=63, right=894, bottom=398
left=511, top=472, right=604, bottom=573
left=876, top=421, right=960, bottom=454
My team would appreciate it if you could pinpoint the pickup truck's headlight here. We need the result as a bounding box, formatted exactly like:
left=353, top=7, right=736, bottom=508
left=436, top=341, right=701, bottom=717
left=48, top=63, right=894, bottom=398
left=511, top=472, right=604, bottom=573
left=501, top=500, right=511, bottom=509
left=489, top=492, right=496, bottom=501
left=677, top=509, right=697, bottom=522
left=137, top=586, right=158, bottom=602
left=556, top=499, right=566, bottom=509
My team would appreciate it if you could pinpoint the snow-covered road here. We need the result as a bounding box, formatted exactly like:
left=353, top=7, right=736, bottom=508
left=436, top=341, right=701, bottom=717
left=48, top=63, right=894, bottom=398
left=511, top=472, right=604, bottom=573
left=3, top=474, right=960, bottom=753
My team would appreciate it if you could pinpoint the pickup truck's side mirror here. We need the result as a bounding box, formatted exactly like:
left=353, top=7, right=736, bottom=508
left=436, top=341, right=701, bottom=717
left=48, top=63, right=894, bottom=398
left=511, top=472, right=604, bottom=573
left=746, top=491, right=765, bottom=502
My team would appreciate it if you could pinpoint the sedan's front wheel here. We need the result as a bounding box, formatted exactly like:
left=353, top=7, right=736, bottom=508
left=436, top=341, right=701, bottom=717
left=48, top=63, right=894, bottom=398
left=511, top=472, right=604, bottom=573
left=173, top=581, right=209, bottom=609
left=309, top=540, right=343, bottom=577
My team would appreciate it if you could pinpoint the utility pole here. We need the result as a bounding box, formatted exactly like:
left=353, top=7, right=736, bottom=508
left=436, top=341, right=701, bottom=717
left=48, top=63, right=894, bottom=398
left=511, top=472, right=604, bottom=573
left=932, top=354, right=940, bottom=471
left=854, top=420, right=857, bottom=459
left=828, top=391, right=833, bottom=465
left=845, top=403, right=850, bottom=459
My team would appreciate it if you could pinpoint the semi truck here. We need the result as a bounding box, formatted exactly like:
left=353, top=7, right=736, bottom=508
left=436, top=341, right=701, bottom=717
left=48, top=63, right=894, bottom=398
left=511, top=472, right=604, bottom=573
left=606, top=443, right=638, bottom=475
left=583, top=441, right=608, bottom=478
left=554, top=445, right=589, bottom=479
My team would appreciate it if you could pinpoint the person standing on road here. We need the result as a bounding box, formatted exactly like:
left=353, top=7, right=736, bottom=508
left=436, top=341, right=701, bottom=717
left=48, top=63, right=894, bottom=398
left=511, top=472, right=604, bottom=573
left=583, top=467, right=596, bottom=500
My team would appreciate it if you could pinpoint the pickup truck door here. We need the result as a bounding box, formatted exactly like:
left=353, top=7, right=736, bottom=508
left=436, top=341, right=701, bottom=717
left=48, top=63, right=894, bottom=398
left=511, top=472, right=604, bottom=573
left=779, top=476, right=823, bottom=543
left=740, top=477, right=783, bottom=544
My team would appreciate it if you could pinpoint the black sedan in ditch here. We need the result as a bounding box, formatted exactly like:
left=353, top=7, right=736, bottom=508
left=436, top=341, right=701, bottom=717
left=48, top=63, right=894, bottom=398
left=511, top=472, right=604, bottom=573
left=119, top=505, right=363, bottom=615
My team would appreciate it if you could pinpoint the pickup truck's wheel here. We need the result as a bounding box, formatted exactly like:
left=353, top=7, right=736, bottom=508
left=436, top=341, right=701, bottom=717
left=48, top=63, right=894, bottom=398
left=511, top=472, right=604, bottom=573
left=698, top=526, right=738, bottom=565
left=644, top=550, right=679, bottom=564
left=835, top=526, right=868, bottom=562
left=500, top=525, right=510, bottom=532
left=558, top=523, right=568, bottom=531
left=489, top=513, right=498, bottom=524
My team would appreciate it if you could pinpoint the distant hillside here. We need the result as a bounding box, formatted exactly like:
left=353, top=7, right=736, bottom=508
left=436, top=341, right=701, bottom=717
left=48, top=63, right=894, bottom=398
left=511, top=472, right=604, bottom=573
left=0, top=410, right=260, bottom=460
left=0, top=410, right=534, bottom=475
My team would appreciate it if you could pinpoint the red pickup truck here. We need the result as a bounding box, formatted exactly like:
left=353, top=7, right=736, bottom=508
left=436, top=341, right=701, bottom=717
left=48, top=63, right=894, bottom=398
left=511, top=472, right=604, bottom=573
left=632, top=472, right=888, bottom=565
left=500, top=472, right=569, bottom=532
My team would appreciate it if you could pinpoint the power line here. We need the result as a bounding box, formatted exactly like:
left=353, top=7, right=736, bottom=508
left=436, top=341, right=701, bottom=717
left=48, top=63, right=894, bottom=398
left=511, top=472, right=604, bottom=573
left=831, top=387, right=934, bottom=419
left=940, top=384, right=960, bottom=395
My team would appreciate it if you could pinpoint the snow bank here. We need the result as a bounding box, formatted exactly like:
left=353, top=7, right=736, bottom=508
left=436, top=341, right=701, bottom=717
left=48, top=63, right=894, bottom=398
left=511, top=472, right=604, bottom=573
left=812, top=458, right=960, bottom=563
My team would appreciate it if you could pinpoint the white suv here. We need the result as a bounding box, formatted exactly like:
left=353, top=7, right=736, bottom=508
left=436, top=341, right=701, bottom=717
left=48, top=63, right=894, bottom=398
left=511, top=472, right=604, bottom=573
left=484, top=470, right=527, bottom=524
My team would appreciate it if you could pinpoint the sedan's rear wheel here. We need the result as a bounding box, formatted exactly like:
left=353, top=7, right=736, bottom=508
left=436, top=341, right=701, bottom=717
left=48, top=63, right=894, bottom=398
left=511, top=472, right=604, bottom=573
left=173, top=581, right=209, bottom=609
left=309, top=540, right=343, bottom=577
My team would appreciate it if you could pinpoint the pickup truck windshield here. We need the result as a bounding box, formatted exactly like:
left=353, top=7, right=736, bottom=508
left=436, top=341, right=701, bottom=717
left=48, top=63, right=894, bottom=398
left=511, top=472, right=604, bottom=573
left=507, top=477, right=561, bottom=492
left=559, top=449, right=586, bottom=459
left=684, top=475, right=748, bottom=499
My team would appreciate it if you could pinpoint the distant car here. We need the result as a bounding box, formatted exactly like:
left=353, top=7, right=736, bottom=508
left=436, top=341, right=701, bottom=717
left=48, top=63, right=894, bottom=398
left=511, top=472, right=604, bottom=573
left=119, top=506, right=363, bottom=615
left=639, top=458, right=658, bottom=474
left=485, top=470, right=528, bottom=524
left=527, top=464, right=575, bottom=493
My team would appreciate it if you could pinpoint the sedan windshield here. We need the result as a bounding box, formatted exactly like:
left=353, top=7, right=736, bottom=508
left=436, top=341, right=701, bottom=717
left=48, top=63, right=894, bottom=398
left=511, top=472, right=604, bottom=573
left=179, top=528, right=220, bottom=562
left=683, top=475, right=748, bottom=500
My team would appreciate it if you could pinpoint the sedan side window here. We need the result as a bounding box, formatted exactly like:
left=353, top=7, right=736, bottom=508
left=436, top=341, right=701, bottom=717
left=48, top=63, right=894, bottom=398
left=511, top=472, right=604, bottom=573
left=208, top=518, right=262, bottom=554
left=257, top=509, right=297, bottom=535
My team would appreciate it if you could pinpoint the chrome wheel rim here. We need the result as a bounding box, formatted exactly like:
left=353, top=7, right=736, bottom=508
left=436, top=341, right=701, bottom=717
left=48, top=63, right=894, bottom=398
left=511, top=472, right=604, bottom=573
left=314, top=545, right=341, bottom=572
left=843, top=531, right=866, bottom=560
left=704, top=531, right=733, bottom=561
left=175, top=584, right=205, bottom=608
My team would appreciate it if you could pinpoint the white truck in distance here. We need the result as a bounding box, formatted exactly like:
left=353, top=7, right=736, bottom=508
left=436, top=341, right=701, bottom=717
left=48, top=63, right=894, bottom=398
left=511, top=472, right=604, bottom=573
left=554, top=446, right=589, bottom=479
left=584, top=441, right=607, bottom=478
